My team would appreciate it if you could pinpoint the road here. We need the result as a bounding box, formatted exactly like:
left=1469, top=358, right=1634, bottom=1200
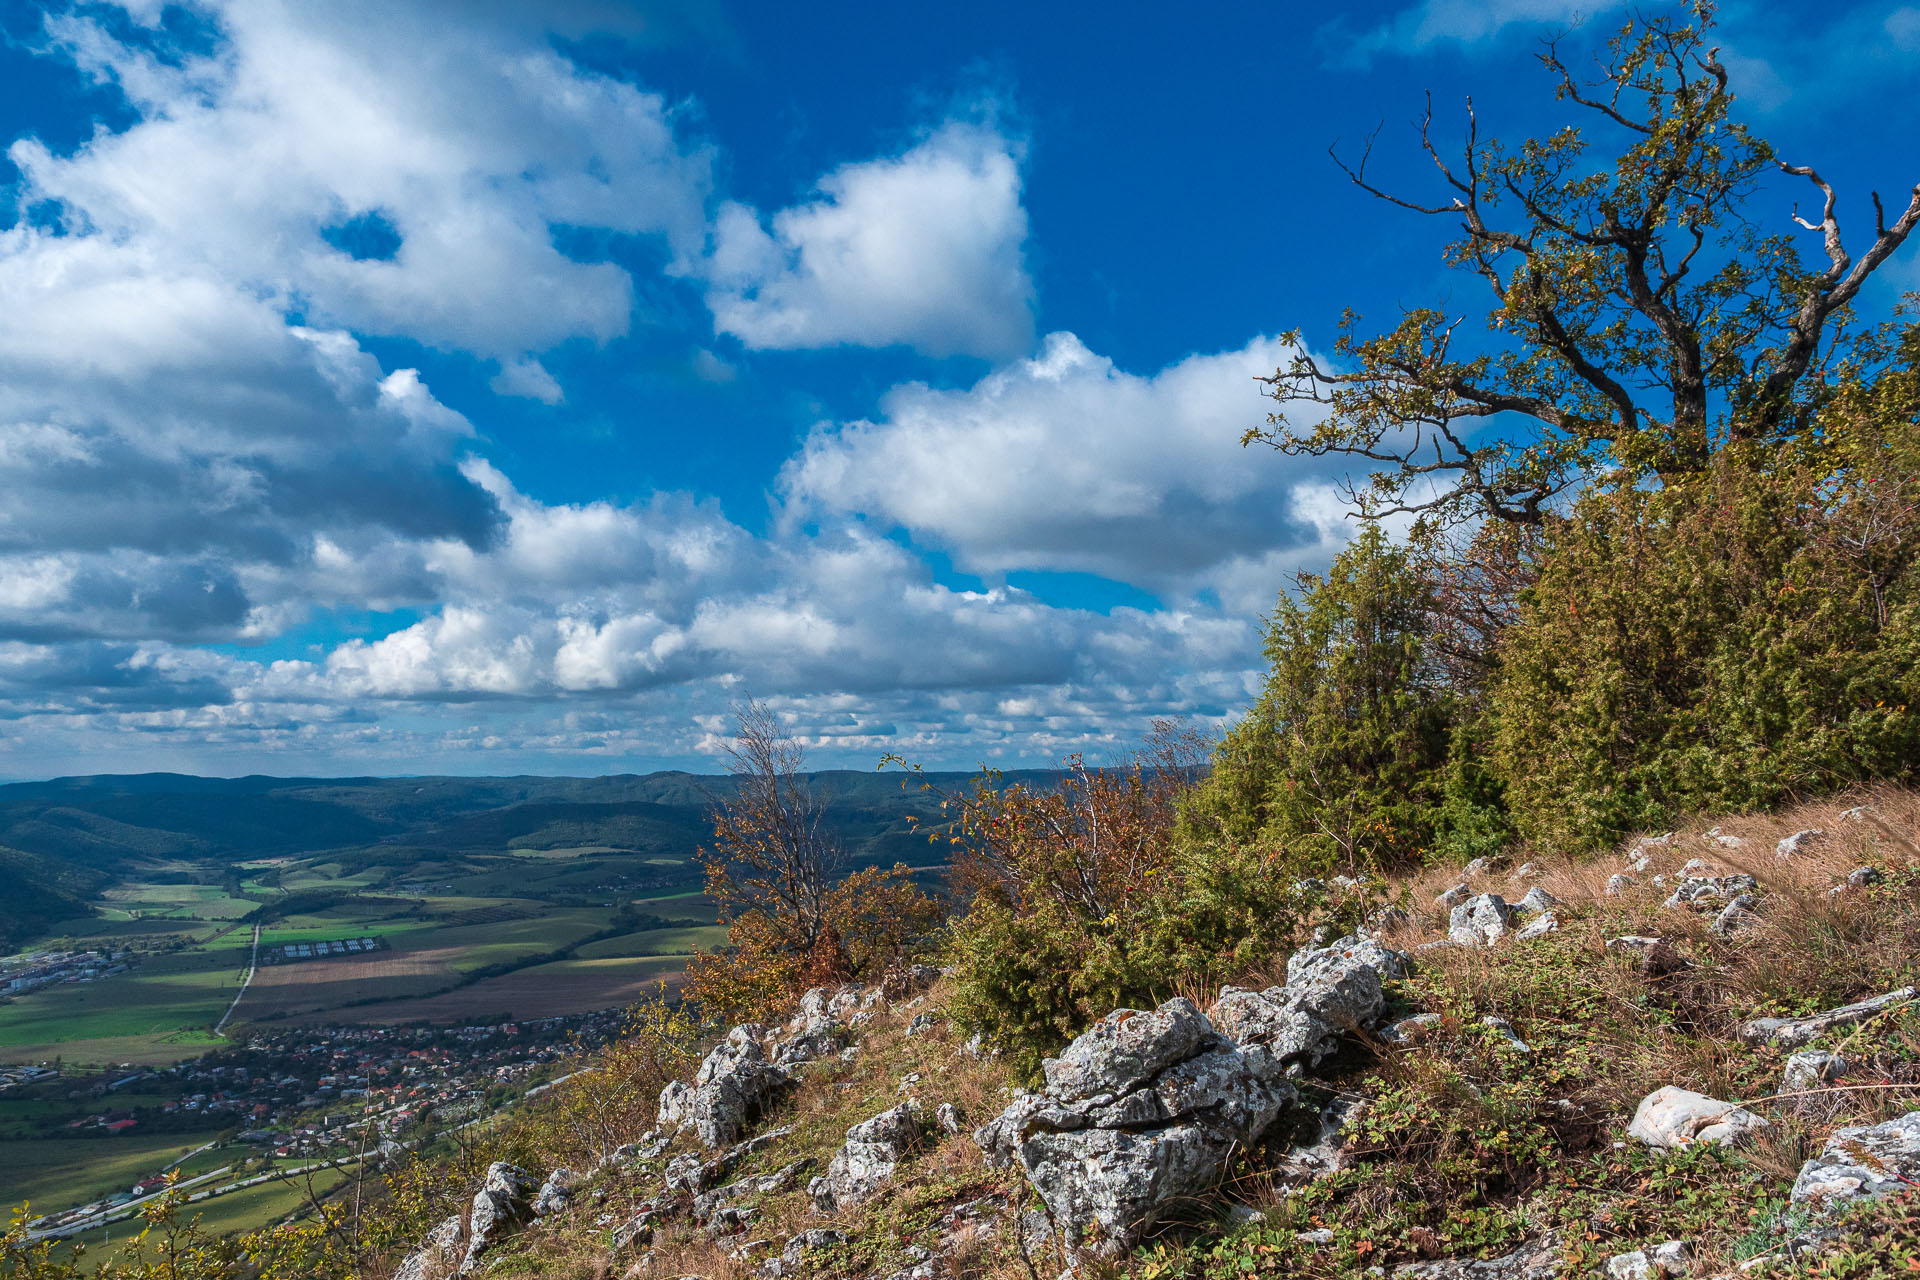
left=214, top=924, right=261, bottom=1036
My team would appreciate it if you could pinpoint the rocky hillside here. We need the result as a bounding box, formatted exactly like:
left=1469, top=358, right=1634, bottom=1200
left=382, top=790, right=1920, bottom=1280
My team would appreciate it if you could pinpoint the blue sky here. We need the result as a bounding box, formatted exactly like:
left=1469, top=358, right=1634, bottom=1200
left=0, top=0, right=1914, bottom=778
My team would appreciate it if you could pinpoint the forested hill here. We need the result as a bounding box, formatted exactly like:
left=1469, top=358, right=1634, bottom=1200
left=0, top=768, right=1062, bottom=947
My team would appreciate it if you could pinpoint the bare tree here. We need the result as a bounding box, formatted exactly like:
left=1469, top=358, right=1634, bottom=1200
left=703, top=698, right=843, bottom=959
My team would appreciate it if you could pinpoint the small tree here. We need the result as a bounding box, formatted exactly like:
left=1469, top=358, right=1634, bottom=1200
left=1183, top=525, right=1477, bottom=870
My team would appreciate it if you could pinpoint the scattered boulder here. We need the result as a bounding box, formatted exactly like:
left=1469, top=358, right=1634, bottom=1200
left=461, top=1162, right=535, bottom=1273
left=905, top=1012, right=939, bottom=1037
left=1515, top=912, right=1559, bottom=941
left=1791, top=1110, right=1920, bottom=1206
left=532, top=1167, right=577, bottom=1216
left=1436, top=883, right=1473, bottom=909
left=659, top=1026, right=794, bottom=1149
left=1480, top=1016, right=1532, bottom=1054
left=696, top=1158, right=815, bottom=1223
left=1390, top=1232, right=1563, bottom=1278
left=1664, top=872, right=1758, bottom=911
left=758, top=1229, right=847, bottom=1279
left=1605, top=1242, right=1689, bottom=1279
left=1515, top=887, right=1560, bottom=915
left=936, top=1102, right=963, bottom=1135
left=811, top=1102, right=923, bottom=1214
left=1628, top=1087, right=1768, bottom=1149
left=1711, top=894, right=1759, bottom=937
left=1607, top=936, right=1687, bottom=976
left=392, top=1214, right=462, bottom=1280
left=1837, top=805, right=1875, bottom=823
left=1273, top=1096, right=1366, bottom=1183
left=1380, top=1012, right=1441, bottom=1044
left=1449, top=893, right=1517, bottom=946
left=1781, top=1050, right=1848, bottom=1093
left=1462, top=857, right=1494, bottom=878
left=1737, top=987, right=1918, bottom=1048
left=1776, top=829, right=1825, bottom=860
left=1211, top=934, right=1400, bottom=1067
left=1846, top=865, right=1884, bottom=888
left=1605, top=873, right=1636, bottom=896
left=1286, top=931, right=1411, bottom=985
left=1511, top=862, right=1542, bottom=881
left=975, top=997, right=1297, bottom=1258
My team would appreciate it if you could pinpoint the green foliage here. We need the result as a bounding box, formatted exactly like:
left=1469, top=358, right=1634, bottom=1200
left=1182, top=526, right=1465, bottom=872
left=1489, top=391, right=1920, bottom=848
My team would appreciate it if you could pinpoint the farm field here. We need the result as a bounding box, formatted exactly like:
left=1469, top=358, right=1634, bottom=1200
left=0, top=947, right=251, bottom=1065
left=285, top=954, right=691, bottom=1024
left=0, top=1131, right=222, bottom=1217
left=574, top=923, right=727, bottom=960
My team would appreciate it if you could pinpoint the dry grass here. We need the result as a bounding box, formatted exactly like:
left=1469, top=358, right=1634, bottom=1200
left=363, top=788, right=1920, bottom=1280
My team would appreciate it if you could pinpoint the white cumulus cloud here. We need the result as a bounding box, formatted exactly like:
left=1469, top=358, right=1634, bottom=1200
left=704, top=119, right=1034, bottom=360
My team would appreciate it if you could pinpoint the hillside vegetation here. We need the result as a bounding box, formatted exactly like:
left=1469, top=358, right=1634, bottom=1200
left=7, top=6, right=1920, bottom=1279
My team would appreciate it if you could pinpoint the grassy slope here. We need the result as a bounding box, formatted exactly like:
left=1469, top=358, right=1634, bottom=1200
left=467, top=787, right=1920, bottom=1280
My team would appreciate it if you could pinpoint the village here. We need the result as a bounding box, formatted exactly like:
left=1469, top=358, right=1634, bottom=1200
left=11, top=1010, right=624, bottom=1240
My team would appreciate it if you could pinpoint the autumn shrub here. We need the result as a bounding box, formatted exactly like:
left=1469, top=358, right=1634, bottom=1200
left=936, top=729, right=1335, bottom=1076
left=683, top=700, right=945, bottom=1023
left=514, top=992, right=702, bottom=1169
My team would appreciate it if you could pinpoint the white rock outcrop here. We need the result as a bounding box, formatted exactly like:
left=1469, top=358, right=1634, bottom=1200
left=658, top=1026, right=794, bottom=1150
left=1627, top=1087, right=1767, bottom=1149
left=974, top=997, right=1297, bottom=1258
left=1791, top=1110, right=1920, bottom=1205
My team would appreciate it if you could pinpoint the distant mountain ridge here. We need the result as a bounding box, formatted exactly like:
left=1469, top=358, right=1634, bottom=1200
left=0, top=769, right=1062, bottom=949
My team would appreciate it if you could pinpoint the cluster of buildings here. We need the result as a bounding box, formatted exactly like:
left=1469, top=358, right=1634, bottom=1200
left=1, top=948, right=134, bottom=995
left=0, top=1064, right=60, bottom=1092
left=265, top=936, right=384, bottom=964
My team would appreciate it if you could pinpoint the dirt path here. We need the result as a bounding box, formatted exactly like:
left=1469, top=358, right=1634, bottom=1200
left=214, top=923, right=261, bottom=1035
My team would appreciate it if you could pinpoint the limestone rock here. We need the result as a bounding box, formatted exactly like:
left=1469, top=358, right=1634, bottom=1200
left=392, top=1214, right=463, bottom=1280
left=977, top=996, right=1296, bottom=1258
left=461, top=1162, right=534, bottom=1273
left=811, top=1102, right=922, bottom=1214
left=1711, top=894, right=1759, bottom=937
left=1449, top=893, right=1517, bottom=946
left=1628, top=1087, right=1768, bottom=1149
left=1211, top=950, right=1388, bottom=1068
left=1776, top=829, right=1825, bottom=860
left=1791, top=1110, right=1920, bottom=1205
left=1664, top=873, right=1759, bottom=911
left=1042, top=998, right=1214, bottom=1102
left=532, top=1167, right=577, bottom=1216
left=1605, top=873, right=1636, bottom=896
left=1273, top=1096, right=1366, bottom=1183
left=1515, top=887, right=1560, bottom=915
left=1607, top=935, right=1687, bottom=976
left=1390, top=1232, right=1563, bottom=1278
left=1436, top=883, right=1473, bottom=909
left=1606, top=1242, right=1688, bottom=1279
left=1285, top=931, right=1411, bottom=986
left=1737, top=987, right=1918, bottom=1048
left=659, top=1025, right=794, bottom=1149
left=1481, top=1016, right=1532, bottom=1054
left=1781, top=1050, right=1848, bottom=1093
left=1515, top=912, right=1559, bottom=940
